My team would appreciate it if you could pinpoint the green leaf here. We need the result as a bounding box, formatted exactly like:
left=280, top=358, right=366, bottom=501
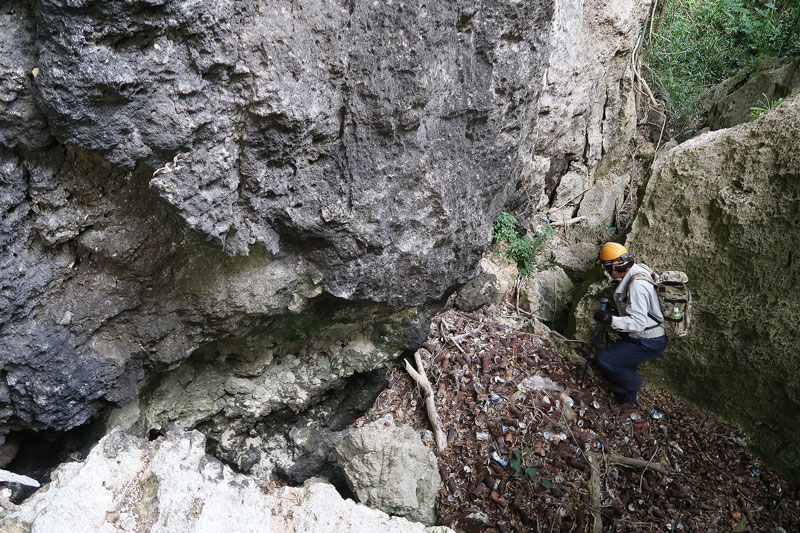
left=525, top=467, right=537, bottom=479
left=510, top=459, right=522, bottom=472
left=513, top=450, right=522, bottom=460
left=541, top=479, right=553, bottom=489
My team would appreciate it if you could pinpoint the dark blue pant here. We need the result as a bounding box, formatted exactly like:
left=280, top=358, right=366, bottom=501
left=595, top=335, right=668, bottom=404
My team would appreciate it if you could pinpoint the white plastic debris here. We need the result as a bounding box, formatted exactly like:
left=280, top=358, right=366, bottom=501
left=520, top=375, right=559, bottom=392
left=0, top=469, right=40, bottom=488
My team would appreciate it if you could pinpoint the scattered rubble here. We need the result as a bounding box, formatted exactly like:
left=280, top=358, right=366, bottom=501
left=365, top=305, right=800, bottom=532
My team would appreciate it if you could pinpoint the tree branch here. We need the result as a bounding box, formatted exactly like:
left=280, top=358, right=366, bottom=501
left=405, top=349, right=448, bottom=451
left=606, top=453, right=669, bottom=474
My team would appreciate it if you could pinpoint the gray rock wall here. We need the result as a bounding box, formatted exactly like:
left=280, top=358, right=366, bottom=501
left=626, top=95, right=800, bottom=483
left=0, top=0, right=649, bottom=438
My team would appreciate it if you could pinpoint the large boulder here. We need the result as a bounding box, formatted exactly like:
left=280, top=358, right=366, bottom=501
left=550, top=242, right=600, bottom=277
left=0, top=0, right=650, bottom=442
left=624, top=94, right=800, bottom=483
left=335, top=415, right=441, bottom=526
left=519, top=266, right=574, bottom=324
left=0, top=428, right=451, bottom=533
left=453, top=254, right=518, bottom=312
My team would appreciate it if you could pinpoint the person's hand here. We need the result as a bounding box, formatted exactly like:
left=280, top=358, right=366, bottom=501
left=594, top=309, right=612, bottom=325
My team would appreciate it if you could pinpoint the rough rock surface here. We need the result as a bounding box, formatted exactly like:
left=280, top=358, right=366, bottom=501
left=523, top=0, right=645, bottom=211
left=0, top=428, right=451, bottom=533
left=335, top=415, right=441, bottom=526
left=0, top=0, right=649, bottom=441
left=624, top=95, right=800, bottom=483
left=708, top=55, right=800, bottom=130
left=453, top=255, right=517, bottom=312
left=518, top=266, right=573, bottom=324
left=549, top=242, right=600, bottom=277
left=576, top=142, right=632, bottom=228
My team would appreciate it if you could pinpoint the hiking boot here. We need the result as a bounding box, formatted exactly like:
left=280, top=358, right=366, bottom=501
left=609, top=384, right=628, bottom=395
left=613, top=390, right=637, bottom=405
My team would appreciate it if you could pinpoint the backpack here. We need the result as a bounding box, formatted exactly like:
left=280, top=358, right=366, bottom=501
left=628, top=268, right=692, bottom=338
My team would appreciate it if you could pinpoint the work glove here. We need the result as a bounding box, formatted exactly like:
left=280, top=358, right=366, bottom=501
left=594, top=309, right=612, bottom=325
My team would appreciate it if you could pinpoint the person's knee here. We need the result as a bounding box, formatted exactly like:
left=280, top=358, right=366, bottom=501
left=594, top=349, right=613, bottom=372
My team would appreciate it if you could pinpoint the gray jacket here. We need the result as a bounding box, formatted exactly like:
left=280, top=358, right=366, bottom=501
left=610, top=263, right=665, bottom=338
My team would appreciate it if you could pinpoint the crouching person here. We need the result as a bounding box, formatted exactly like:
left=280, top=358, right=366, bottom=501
left=593, top=243, right=668, bottom=405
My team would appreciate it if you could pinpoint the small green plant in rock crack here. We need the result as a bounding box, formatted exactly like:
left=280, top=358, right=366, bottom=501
left=492, top=211, right=554, bottom=276
left=748, top=92, right=785, bottom=121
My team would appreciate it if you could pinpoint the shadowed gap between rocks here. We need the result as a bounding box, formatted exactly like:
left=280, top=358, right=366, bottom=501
left=195, top=365, right=393, bottom=502
left=3, top=417, right=108, bottom=504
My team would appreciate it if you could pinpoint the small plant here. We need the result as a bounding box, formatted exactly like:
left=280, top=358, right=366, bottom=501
left=492, top=211, right=521, bottom=243
left=510, top=449, right=538, bottom=479
left=748, top=92, right=785, bottom=120
left=492, top=211, right=553, bottom=276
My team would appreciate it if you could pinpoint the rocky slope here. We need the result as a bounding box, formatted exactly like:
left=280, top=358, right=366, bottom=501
left=6, top=303, right=799, bottom=532
left=366, top=306, right=800, bottom=531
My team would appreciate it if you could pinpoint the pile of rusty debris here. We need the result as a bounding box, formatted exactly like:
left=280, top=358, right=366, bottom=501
left=366, top=305, right=800, bottom=532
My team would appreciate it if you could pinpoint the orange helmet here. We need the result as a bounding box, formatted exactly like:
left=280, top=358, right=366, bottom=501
left=598, top=242, right=631, bottom=266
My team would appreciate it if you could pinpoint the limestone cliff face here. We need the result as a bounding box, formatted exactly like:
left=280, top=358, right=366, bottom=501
left=0, top=0, right=649, bottom=438
left=627, top=94, right=800, bottom=482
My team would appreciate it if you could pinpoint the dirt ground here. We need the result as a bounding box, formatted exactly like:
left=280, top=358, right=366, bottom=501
left=363, top=305, right=800, bottom=532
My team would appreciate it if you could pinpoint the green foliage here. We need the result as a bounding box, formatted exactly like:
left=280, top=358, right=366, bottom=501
left=492, top=211, right=521, bottom=244
left=748, top=92, right=785, bottom=120
left=492, top=211, right=554, bottom=276
left=645, top=0, right=800, bottom=124
left=510, top=449, right=538, bottom=479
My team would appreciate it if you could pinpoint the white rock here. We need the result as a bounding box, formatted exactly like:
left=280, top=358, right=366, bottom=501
left=1, top=428, right=452, bottom=533
left=335, top=415, right=442, bottom=526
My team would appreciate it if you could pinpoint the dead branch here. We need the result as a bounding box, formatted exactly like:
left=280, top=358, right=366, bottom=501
left=447, top=336, right=467, bottom=355
left=550, top=216, right=587, bottom=227
left=607, top=453, right=669, bottom=474
left=588, top=452, right=603, bottom=533
left=555, top=187, right=591, bottom=210
left=643, top=0, right=670, bottom=59
left=639, top=447, right=660, bottom=492
left=405, top=348, right=448, bottom=451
